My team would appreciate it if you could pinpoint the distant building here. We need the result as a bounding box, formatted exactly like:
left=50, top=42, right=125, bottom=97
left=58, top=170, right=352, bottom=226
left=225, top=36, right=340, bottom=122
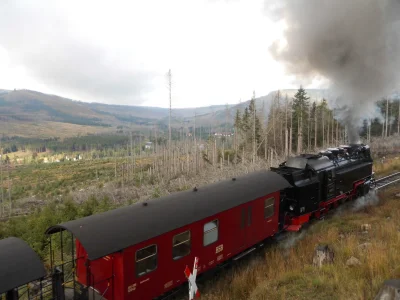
left=145, top=142, right=153, bottom=149
left=214, top=132, right=233, bottom=137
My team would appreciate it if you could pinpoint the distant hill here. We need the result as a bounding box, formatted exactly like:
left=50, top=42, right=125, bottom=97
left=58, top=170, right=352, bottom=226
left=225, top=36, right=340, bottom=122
left=0, top=88, right=330, bottom=138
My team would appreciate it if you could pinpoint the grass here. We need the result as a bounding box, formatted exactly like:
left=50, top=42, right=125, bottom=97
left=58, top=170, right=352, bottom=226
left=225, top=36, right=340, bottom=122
left=201, top=187, right=400, bottom=300
left=0, top=120, right=113, bottom=138
left=373, top=155, right=400, bottom=178
left=1, top=156, right=155, bottom=202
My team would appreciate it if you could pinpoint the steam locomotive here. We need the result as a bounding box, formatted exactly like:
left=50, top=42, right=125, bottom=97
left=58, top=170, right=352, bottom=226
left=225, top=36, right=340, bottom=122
left=274, top=144, right=373, bottom=232
left=0, top=144, right=374, bottom=300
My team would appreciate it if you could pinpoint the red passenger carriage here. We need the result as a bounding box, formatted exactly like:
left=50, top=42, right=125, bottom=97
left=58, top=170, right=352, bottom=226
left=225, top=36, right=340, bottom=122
left=45, top=170, right=291, bottom=300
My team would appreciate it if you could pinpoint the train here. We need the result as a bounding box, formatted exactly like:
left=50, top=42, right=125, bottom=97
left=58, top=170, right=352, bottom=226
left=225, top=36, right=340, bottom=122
left=0, top=144, right=374, bottom=300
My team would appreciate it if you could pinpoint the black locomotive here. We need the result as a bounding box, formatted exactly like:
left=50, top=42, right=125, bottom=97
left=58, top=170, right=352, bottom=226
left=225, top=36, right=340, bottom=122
left=272, top=144, right=374, bottom=230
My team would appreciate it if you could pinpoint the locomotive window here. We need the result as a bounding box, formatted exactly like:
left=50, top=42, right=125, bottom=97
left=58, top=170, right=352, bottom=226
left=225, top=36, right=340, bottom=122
left=135, top=244, right=157, bottom=277
left=264, top=197, right=275, bottom=218
left=173, top=230, right=191, bottom=260
left=203, top=220, right=219, bottom=246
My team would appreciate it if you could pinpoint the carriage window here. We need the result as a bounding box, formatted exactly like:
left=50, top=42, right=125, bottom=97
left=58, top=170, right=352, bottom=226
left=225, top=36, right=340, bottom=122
left=264, top=197, right=275, bottom=218
left=173, top=230, right=191, bottom=260
left=135, top=244, right=157, bottom=277
left=203, top=220, right=219, bottom=246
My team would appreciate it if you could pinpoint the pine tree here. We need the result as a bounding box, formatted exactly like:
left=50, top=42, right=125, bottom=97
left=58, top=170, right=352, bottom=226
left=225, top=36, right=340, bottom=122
left=242, top=107, right=250, bottom=133
left=291, top=86, right=310, bottom=153
left=234, top=109, right=242, bottom=131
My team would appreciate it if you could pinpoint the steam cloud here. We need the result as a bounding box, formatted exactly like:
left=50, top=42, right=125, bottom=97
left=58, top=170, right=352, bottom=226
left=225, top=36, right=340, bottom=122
left=352, top=191, right=380, bottom=212
left=268, top=0, right=400, bottom=143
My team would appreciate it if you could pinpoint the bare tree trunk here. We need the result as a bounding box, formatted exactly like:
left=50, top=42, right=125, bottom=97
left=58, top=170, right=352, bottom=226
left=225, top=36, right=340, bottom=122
left=307, top=105, right=311, bottom=151
left=314, top=106, right=318, bottom=149
left=336, top=120, right=339, bottom=145
left=297, top=116, right=300, bottom=154
left=297, top=102, right=303, bottom=154
left=7, top=162, right=11, bottom=217
left=385, top=97, right=389, bottom=138
left=167, top=69, right=172, bottom=178
left=194, top=110, right=197, bottom=173
left=327, top=112, right=330, bottom=147
left=264, top=143, right=267, bottom=161
left=368, top=119, right=371, bottom=143
left=322, top=107, right=325, bottom=148
left=389, top=99, right=392, bottom=136
left=285, top=128, right=288, bottom=158
left=253, top=91, right=256, bottom=163
left=289, top=102, right=293, bottom=155
left=398, top=100, right=400, bottom=135
left=130, top=131, right=133, bottom=181
left=285, top=95, right=288, bottom=156
left=331, top=112, right=334, bottom=145
left=272, top=102, right=275, bottom=150
left=382, top=113, right=385, bottom=138
left=168, top=70, right=172, bottom=148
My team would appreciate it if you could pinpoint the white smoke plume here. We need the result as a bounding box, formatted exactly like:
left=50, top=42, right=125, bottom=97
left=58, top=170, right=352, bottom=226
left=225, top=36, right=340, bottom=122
left=279, top=230, right=307, bottom=254
left=352, top=191, right=380, bottom=212
left=267, top=0, right=400, bottom=143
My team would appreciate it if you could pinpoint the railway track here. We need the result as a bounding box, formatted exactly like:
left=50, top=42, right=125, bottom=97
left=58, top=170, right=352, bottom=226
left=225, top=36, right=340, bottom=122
left=373, top=171, right=400, bottom=190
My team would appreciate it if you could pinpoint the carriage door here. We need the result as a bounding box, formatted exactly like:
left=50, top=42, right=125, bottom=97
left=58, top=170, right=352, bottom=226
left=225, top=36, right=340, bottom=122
left=237, top=207, right=246, bottom=250
left=326, top=169, right=336, bottom=200
left=237, top=204, right=256, bottom=251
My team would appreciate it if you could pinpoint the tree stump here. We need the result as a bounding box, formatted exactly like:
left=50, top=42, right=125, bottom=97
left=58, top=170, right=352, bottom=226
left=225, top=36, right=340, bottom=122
left=375, top=279, right=400, bottom=300
left=312, top=245, right=334, bottom=268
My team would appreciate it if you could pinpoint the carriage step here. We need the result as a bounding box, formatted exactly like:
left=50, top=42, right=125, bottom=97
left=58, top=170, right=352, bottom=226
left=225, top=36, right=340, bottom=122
left=233, top=247, right=256, bottom=261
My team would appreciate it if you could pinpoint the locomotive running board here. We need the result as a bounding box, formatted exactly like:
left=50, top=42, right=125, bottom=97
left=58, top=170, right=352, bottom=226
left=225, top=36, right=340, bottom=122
left=232, top=247, right=256, bottom=261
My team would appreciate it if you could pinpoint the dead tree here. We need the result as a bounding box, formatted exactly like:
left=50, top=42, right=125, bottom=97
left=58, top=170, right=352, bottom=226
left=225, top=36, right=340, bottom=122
left=322, top=105, right=325, bottom=148
left=307, top=105, right=311, bottom=151
left=327, top=111, right=330, bottom=147
left=314, top=101, right=318, bottom=150
left=389, top=99, right=392, bottom=136
left=253, top=92, right=256, bottom=164
left=398, top=100, right=400, bottom=135
left=331, top=113, right=334, bottom=145
left=385, top=97, right=389, bottom=137
left=285, top=95, right=289, bottom=157
left=289, top=99, right=293, bottom=155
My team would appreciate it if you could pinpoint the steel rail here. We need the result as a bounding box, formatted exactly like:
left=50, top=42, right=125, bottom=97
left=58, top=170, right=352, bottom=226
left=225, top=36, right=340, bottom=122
left=374, top=171, right=400, bottom=190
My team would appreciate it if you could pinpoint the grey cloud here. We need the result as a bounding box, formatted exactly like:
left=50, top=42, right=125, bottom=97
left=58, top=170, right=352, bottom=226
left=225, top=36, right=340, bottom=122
left=0, top=1, right=157, bottom=105
left=267, top=0, right=400, bottom=143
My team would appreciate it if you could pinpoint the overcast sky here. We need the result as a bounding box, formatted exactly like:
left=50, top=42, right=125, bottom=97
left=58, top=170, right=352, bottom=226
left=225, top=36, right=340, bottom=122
left=0, top=0, right=325, bottom=108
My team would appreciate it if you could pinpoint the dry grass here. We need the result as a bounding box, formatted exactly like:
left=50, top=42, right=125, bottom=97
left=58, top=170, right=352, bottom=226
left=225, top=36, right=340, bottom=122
left=373, top=155, right=400, bottom=178
left=0, top=121, right=113, bottom=138
left=201, top=187, right=400, bottom=300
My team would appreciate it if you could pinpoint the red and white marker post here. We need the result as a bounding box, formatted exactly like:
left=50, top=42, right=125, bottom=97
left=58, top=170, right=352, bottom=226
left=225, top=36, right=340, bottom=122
left=184, top=257, right=200, bottom=299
